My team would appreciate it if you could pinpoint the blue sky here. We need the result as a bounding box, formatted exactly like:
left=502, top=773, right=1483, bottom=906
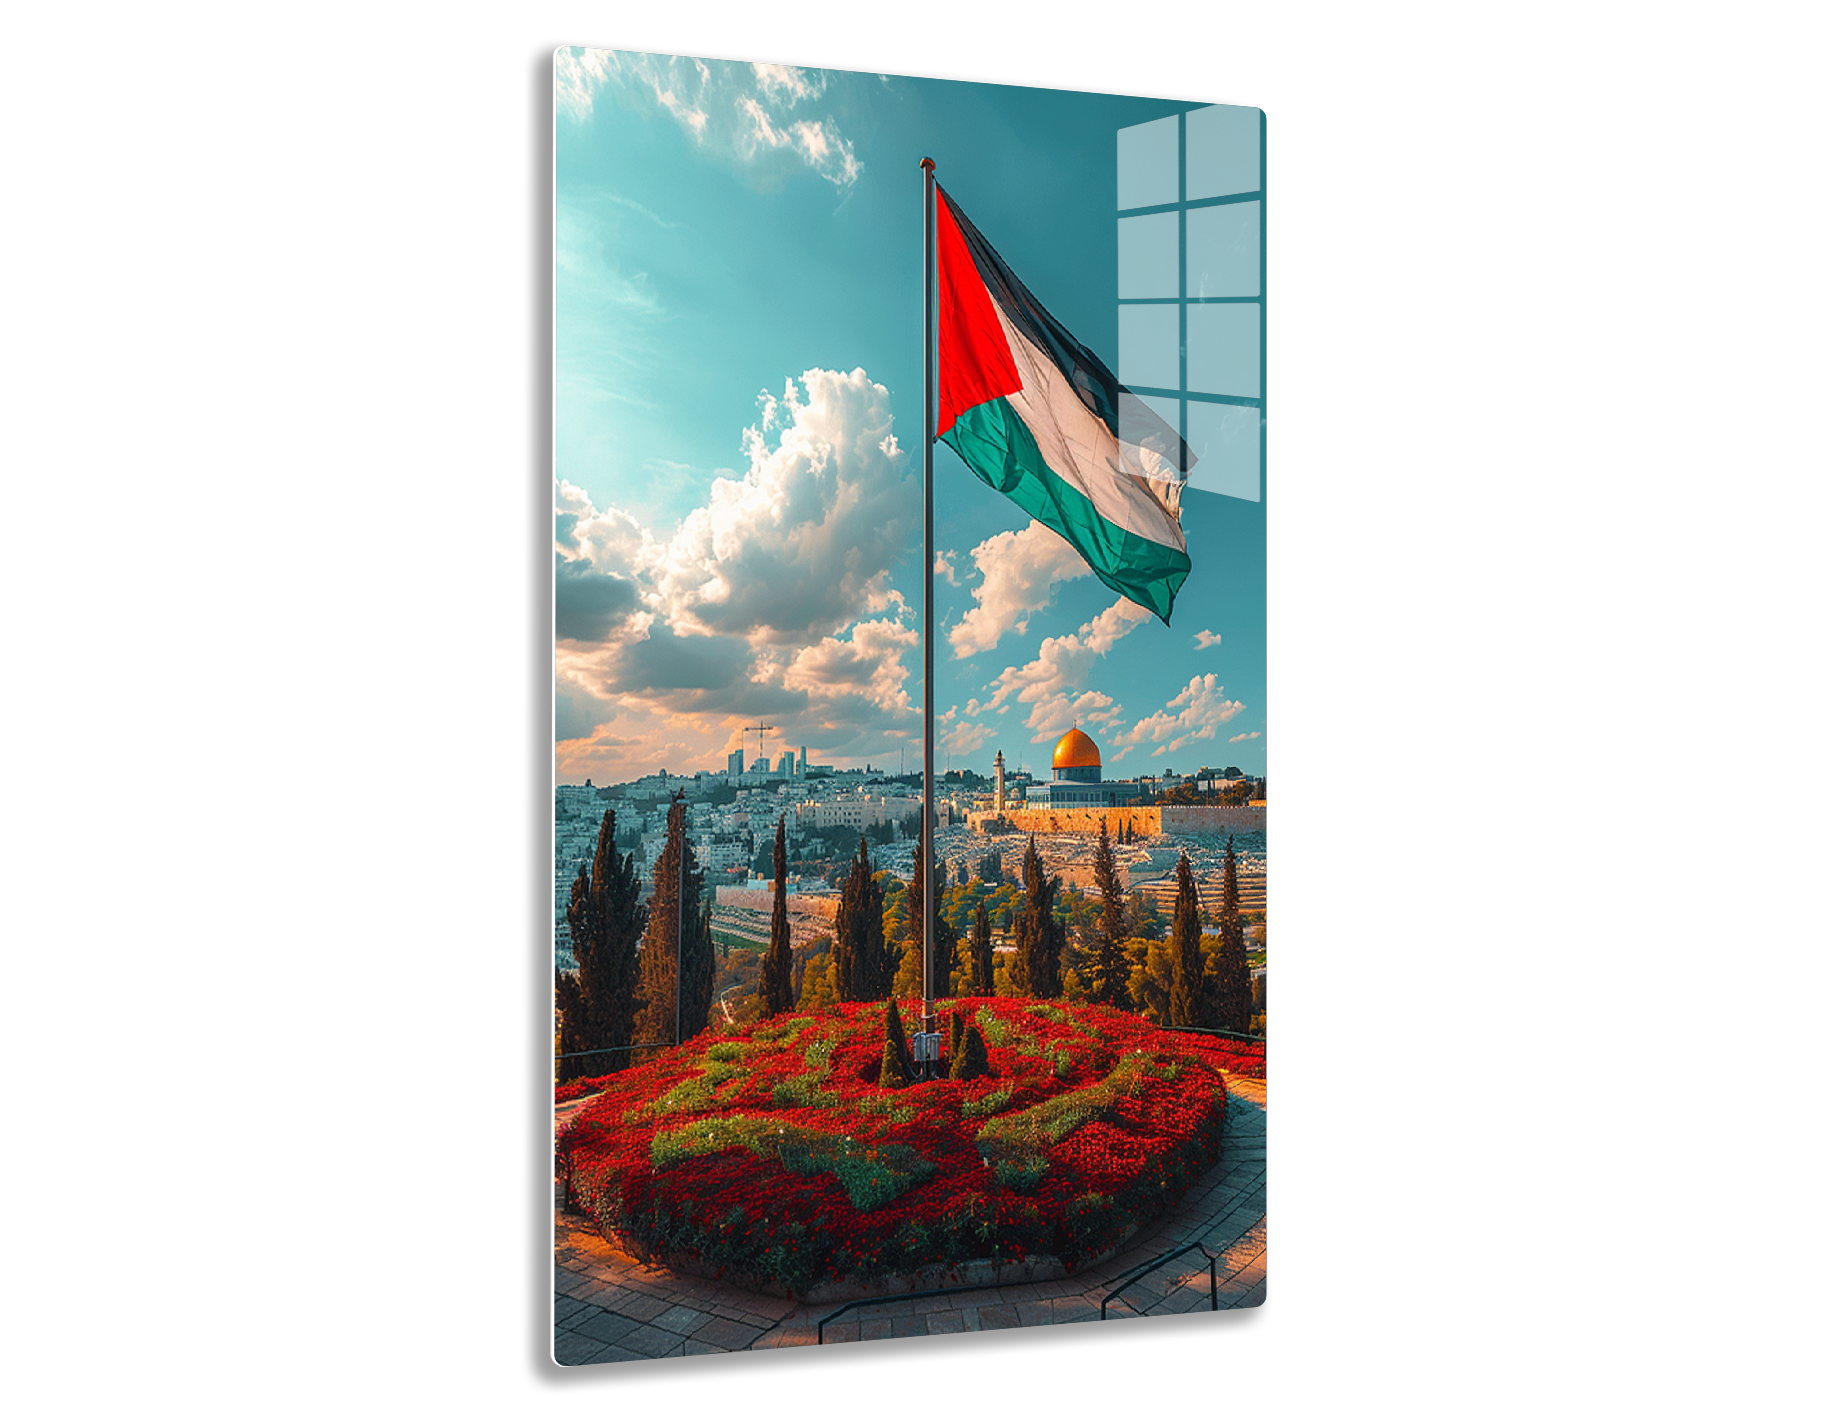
left=554, top=50, right=1265, bottom=785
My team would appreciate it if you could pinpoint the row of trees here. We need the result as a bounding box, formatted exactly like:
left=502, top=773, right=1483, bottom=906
left=776, top=822, right=1257, bottom=1034
left=562, top=806, right=1264, bottom=1079
left=556, top=796, right=717, bottom=1080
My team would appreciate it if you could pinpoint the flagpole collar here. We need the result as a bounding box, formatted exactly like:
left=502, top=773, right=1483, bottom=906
left=920, top=157, right=935, bottom=172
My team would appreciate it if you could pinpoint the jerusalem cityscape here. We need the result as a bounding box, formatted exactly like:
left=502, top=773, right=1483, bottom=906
left=554, top=731, right=1267, bottom=1032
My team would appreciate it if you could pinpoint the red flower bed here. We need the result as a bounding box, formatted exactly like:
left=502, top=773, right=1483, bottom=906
left=1177, top=1033, right=1267, bottom=1080
left=556, top=998, right=1235, bottom=1295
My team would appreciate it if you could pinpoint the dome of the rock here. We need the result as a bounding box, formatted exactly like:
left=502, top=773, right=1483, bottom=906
left=1052, top=728, right=1101, bottom=771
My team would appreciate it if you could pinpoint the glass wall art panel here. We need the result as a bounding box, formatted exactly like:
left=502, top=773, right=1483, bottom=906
left=552, top=46, right=1267, bottom=1367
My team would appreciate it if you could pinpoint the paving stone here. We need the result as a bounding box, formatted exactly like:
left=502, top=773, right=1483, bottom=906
left=890, top=1314, right=929, bottom=1339
left=653, top=1305, right=710, bottom=1336
left=552, top=1332, right=612, bottom=1366
left=554, top=1294, right=593, bottom=1325
left=926, top=1310, right=966, bottom=1335
left=615, top=1324, right=683, bottom=1358
left=910, top=1294, right=951, bottom=1314
left=1013, top=1301, right=1054, bottom=1327
left=682, top=1339, right=727, bottom=1357
left=821, top=1322, right=862, bottom=1343
left=693, top=1317, right=759, bottom=1351
left=616, top=1293, right=669, bottom=1322
left=571, top=1309, right=643, bottom=1346
left=977, top=1304, right=1021, bottom=1330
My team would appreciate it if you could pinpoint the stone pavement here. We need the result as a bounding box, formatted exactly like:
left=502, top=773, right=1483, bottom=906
left=553, top=1074, right=1265, bottom=1366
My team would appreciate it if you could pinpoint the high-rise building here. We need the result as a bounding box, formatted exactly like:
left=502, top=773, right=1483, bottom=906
left=727, top=748, right=745, bottom=780
left=777, top=750, right=796, bottom=778
left=799, top=745, right=808, bottom=777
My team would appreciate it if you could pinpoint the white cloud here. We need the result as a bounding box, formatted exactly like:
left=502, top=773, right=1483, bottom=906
left=1113, top=674, right=1247, bottom=758
left=980, top=596, right=1151, bottom=743
left=1193, top=629, right=1221, bottom=650
left=750, top=63, right=825, bottom=103
left=949, top=520, right=1093, bottom=657
left=555, top=47, right=614, bottom=121
left=650, top=368, right=913, bottom=641
left=558, top=50, right=861, bottom=190
left=555, top=367, right=925, bottom=771
left=1228, top=731, right=1261, bottom=744
left=783, top=618, right=919, bottom=717
left=934, top=550, right=959, bottom=586
left=938, top=706, right=996, bottom=758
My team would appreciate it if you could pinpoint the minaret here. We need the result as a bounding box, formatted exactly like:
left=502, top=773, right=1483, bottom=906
left=993, top=749, right=1006, bottom=812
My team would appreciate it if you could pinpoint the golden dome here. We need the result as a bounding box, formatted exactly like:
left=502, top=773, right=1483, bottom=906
left=1052, top=728, right=1101, bottom=772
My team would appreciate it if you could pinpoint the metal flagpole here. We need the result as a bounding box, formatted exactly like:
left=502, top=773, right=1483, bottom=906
left=919, top=157, right=937, bottom=1077
left=673, top=791, right=683, bottom=1047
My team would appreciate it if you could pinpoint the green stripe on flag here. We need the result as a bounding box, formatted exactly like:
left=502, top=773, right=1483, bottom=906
left=943, top=397, right=1191, bottom=625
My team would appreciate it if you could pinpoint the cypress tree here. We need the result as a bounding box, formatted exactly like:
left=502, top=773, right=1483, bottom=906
left=1213, top=838, right=1253, bottom=1034
left=1168, top=851, right=1203, bottom=1028
left=902, top=843, right=958, bottom=1001
left=880, top=996, right=915, bottom=1085
left=557, top=808, right=647, bottom=1079
left=949, top=1023, right=994, bottom=1080
left=1088, top=820, right=1131, bottom=1009
left=759, top=814, right=795, bottom=1015
left=833, top=837, right=892, bottom=1001
left=966, top=901, right=995, bottom=996
left=636, top=797, right=716, bottom=1047
left=1011, top=836, right=1065, bottom=998
left=878, top=1037, right=909, bottom=1089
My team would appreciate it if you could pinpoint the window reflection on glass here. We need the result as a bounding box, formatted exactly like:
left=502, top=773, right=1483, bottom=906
left=1115, top=104, right=1263, bottom=503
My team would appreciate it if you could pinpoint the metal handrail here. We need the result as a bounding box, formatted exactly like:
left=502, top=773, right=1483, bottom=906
left=555, top=1041, right=675, bottom=1061
left=1155, top=1024, right=1265, bottom=1044
left=1099, top=1241, right=1215, bottom=1318
left=816, top=1279, right=1010, bottom=1344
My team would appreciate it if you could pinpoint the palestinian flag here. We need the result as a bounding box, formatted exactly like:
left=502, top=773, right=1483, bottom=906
left=934, top=184, right=1192, bottom=623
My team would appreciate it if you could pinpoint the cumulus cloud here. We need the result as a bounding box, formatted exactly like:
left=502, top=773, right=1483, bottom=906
left=554, top=366, right=923, bottom=770
left=556, top=49, right=861, bottom=190
left=1193, top=629, right=1221, bottom=650
left=783, top=618, right=918, bottom=717
left=1228, top=731, right=1261, bottom=743
left=1113, top=674, right=1247, bottom=757
left=647, top=368, right=913, bottom=641
left=938, top=705, right=996, bottom=758
left=949, top=520, right=1093, bottom=657
left=934, top=550, right=958, bottom=586
left=978, top=596, right=1151, bottom=743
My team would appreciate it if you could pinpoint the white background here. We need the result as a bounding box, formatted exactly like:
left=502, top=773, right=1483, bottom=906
left=4, top=3, right=1832, bottom=1407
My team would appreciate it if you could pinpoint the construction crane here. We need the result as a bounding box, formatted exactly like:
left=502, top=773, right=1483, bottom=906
left=744, top=721, right=776, bottom=769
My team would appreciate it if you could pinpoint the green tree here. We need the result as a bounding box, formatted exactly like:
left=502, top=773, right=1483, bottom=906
left=833, top=837, right=895, bottom=1001
left=1167, top=852, right=1203, bottom=1028
left=557, top=808, right=647, bottom=1079
left=965, top=900, right=995, bottom=996
left=1011, top=836, right=1065, bottom=998
left=635, top=797, right=716, bottom=1047
left=976, top=847, right=1004, bottom=884
left=1086, top=820, right=1131, bottom=1009
left=798, top=948, right=837, bottom=1010
left=901, top=843, right=958, bottom=1002
left=1210, top=837, right=1253, bottom=1033
left=758, top=815, right=795, bottom=1016
left=879, top=996, right=916, bottom=1086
